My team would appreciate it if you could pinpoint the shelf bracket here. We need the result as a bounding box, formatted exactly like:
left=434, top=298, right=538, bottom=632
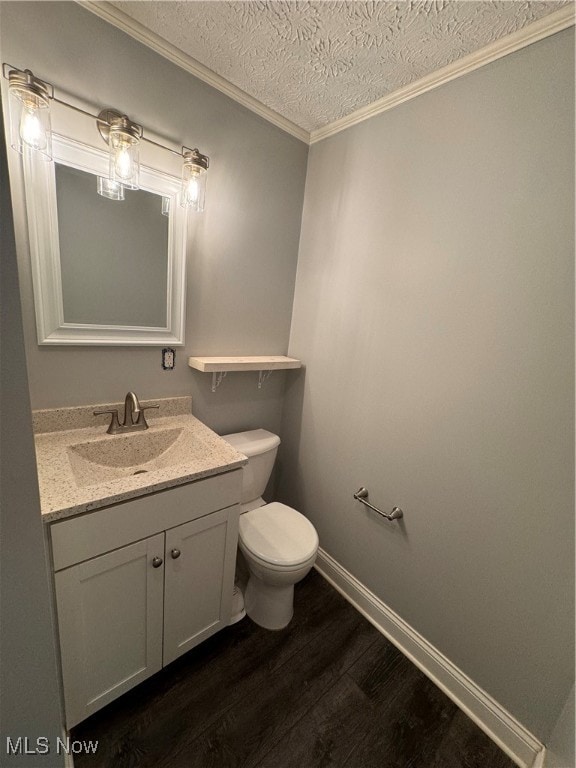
left=211, top=371, right=227, bottom=392
left=258, top=370, right=273, bottom=389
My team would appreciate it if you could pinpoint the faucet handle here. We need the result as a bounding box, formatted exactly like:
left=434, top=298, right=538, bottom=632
left=136, top=405, right=160, bottom=429
left=93, top=409, right=121, bottom=435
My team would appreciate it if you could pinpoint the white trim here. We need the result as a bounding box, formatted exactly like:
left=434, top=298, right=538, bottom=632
left=78, top=0, right=309, bottom=144
left=77, top=3, right=573, bottom=147
left=532, top=747, right=547, bottom=768
left=314, top=548, right=544, bottom=768
left=310, top=6, right=575, bottom=144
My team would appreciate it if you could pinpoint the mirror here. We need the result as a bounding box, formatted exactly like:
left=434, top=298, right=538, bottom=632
left=55, top=165, right=169, bottom=328
left=22, top=134, right=187, bottom=345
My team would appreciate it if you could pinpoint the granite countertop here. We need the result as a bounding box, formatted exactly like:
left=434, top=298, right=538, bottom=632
left=34, top=397, right=247, bottom=522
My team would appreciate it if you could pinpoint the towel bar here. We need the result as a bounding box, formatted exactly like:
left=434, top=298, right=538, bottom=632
left=353, top=487, right=403, bottom=521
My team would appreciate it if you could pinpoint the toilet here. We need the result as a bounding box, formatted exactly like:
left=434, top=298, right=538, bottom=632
left=222, top=429, right=319, bottom=630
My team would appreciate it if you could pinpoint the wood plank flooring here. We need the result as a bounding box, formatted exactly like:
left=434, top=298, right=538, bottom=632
left=72, top=570, right=517, bottom=768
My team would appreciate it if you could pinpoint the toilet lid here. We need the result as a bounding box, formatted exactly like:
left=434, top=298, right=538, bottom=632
left=239, top=503, right=318, bottom=567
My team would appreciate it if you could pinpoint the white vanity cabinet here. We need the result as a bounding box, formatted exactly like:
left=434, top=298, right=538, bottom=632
left=49, top=470, right=241, bottom=728
left=163, top=508, right=235, bottom=665
left=54, top=534, right=165, bottom=727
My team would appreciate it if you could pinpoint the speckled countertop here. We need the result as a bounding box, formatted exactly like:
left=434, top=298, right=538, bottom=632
left=34, top=397, right=247, bottom=522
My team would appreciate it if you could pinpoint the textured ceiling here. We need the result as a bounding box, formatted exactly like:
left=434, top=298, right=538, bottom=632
left=110, top=1, right=570, bottom=133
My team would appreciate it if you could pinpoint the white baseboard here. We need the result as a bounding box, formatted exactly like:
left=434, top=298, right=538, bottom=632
left=314, top=548, right=544, bottom=768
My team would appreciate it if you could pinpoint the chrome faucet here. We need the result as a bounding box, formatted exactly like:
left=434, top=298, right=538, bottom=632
left=94, top=392, right=159, bottom=435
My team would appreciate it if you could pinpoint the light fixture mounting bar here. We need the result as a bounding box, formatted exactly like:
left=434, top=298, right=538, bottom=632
left=2, top=62, right=210, bottom=211
left=1, top=65, right=191, bottom=160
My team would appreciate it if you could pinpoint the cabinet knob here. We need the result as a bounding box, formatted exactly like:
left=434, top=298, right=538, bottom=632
left=171, top=548, right=181, bottom=559
left=152, top=556, right=163, bottom=568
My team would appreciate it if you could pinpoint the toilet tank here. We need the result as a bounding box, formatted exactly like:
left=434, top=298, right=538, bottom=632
left=221, top=429, right=281, bottom=507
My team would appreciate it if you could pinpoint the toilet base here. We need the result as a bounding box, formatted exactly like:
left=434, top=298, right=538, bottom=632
left=229, top=584, right=246, bottom=625
left=245, top=576, right=294, bottom=630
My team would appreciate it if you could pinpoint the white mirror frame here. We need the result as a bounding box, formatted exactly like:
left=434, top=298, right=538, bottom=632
left=22, top=134, right=187, bottom=345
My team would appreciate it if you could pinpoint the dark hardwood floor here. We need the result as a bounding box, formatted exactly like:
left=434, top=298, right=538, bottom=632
left=72, top=570, right=517, bottom=768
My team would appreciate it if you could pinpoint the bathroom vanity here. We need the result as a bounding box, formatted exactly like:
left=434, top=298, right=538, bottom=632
left=35, top=397, right=246, bottom=729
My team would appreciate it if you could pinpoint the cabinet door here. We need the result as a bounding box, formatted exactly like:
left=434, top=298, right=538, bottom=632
left=163, top=506, right=239, bottom=665
left=54, top=533, right=165, bottom=728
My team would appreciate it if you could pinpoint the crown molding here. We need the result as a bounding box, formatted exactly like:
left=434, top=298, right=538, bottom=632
left=77, top=1, right=311, bottom=144
left=78, top=2, right=573, bottom=148
left=310, top=5, right=575, bottom=144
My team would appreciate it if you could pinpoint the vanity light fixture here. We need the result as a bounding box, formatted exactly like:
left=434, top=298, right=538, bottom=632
left=3, top=64, right=210, bottom=211
left=4, top=64, right=53, bottom=160
left=97, top=109, right=142, bottom=190
left=180, top=148, right=209, bottom=212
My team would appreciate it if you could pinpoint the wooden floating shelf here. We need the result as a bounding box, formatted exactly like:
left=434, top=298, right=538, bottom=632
left=188, top=356, right=302, bottom=373
left=188, top=356, right=302, bottom=392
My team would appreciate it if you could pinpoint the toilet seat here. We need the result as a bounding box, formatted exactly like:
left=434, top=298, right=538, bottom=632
left=239, top=545, right=317, bottom=575
left=239, top=502, right=318, bottom=568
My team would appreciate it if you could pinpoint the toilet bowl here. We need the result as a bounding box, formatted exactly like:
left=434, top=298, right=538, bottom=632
left=222, top=430, right=319, bottom=630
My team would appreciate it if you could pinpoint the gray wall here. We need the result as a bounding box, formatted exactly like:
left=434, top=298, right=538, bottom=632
left=1, top=1, right=307, bottom=436
left=280, top=29, right=574, bottom=741
left=546, top=684, right=575, bottom=768
left=0, top=97, right=65, bottom=767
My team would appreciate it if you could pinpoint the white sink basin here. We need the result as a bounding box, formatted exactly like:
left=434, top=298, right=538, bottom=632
left=67, top=428, right=187, bottom=487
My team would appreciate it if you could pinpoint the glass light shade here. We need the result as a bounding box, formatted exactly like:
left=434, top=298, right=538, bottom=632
left=108, top=127, right=140, bottom=190
left=180, top=163, right=207, bottom=212
left=8, top=76, right=52, bottom=161
left=97, top=176, right=125, bottom=200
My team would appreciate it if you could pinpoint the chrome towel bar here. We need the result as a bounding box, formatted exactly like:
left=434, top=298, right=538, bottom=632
left=353, top=487, right=403, bottom=521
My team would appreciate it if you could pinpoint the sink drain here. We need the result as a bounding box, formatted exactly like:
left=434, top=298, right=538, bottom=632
left=133, top=469, right=148, bottom=475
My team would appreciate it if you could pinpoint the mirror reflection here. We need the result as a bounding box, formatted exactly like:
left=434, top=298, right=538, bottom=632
left=55, top=164, right=169, bottom=328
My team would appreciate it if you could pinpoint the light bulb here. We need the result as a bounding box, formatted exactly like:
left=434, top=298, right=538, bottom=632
left=180, top=149, right=208, bottom=212
left=105, top=116, right=141, bottom=190
left=20, top=106, right=47, bottom=150
left=186, top=176, right=199, bottom=204
left=114, top=146, right=133, bottom=181
left=7, top=68, right=53, bottom=160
